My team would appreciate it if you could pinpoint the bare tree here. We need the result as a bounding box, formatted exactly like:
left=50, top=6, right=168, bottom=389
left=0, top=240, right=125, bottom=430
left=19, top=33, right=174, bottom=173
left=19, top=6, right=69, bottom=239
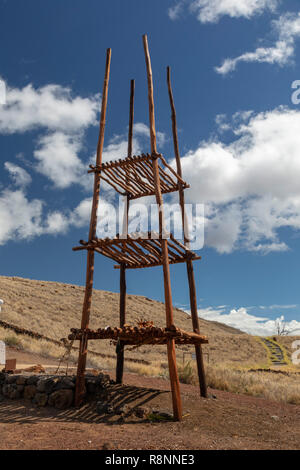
left=274, top=317, right=291, bottom=336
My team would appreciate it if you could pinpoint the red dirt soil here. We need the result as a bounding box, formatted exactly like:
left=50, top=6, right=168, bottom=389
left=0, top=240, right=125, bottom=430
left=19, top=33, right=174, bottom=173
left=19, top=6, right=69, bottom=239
left=1, top=368, right=299, bottom=450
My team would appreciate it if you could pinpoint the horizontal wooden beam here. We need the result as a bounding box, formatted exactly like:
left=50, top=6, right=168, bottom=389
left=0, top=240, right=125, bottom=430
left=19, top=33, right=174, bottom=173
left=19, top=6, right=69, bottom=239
left=113, top=255, right=201, bottom=270
left=68, top=325, right=208, bottom=346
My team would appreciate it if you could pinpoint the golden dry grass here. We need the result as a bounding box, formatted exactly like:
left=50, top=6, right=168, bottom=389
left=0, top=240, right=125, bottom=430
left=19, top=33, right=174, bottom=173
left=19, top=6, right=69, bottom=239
left=206, top=365, right=300, bottom=405
left=1, top=276, right=299, bottom=405
left=0, top=275, right=266, bottom=368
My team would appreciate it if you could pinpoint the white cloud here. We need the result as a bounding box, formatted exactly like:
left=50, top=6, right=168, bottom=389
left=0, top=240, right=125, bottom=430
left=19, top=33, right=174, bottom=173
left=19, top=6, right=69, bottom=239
left=34, top=132, right=86, bottom=189
left=198, top=306, right=300, bottom=336
left=168, top=2, right=185, bottom=20
left=98, top=123, right=166, bottom=165
left=216, top=12, right=300, bottom=74
left=133, top=122, right=166, bottom=149
left=0, top=81, right=100, bottom=190
left=45, top=211, right=69, bottom=235
left=259, top=304, right=298, bottom=310
left=179, top=106, right=300, bottom=253
left=0, top=189, right=44, bottom=244
left=4, top=162, right=32, bottom=188
left=0, top=79, right=169, bottom=244
left=0, top=185, right=86, bottom=244
left=0, top=186, right=112, bottom=245
left=169, top=0, right=278, bottom=23
left=101, top=134, right=140, bottom=164
left=69, top=197, right=92, bottom=228
left=0, top=84, right=98, bottom=134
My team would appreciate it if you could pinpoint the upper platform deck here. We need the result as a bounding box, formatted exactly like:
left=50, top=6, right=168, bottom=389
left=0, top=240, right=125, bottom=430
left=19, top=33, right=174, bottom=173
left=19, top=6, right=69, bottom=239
left=89, top=153, right=189, bottom=200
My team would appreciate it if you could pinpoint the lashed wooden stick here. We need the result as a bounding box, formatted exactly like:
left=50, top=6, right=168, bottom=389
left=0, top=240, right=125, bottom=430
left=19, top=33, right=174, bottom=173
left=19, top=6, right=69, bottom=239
left=75, top=48, right=112, bottom=408
left=167, top=65, right=208, bottom=398
left=143, top=34, right=182, bottom=421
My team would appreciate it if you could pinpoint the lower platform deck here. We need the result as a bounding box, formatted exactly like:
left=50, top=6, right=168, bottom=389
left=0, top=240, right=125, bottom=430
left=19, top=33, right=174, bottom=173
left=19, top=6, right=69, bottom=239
left=69, top=325, right=208, bottom=346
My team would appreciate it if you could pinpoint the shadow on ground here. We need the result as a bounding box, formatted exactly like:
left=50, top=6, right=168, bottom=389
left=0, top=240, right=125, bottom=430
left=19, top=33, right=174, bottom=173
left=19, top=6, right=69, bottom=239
left=0, top=384, right=170, bottom=425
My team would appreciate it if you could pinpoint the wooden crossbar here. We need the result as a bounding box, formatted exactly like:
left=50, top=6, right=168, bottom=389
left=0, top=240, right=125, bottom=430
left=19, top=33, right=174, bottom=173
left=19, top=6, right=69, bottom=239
left=69, top=325, right=208, bottom=346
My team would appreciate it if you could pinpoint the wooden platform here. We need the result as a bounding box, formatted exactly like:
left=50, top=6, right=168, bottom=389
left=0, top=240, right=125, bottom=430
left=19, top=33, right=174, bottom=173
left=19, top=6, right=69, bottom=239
left=88, top=153, right=190, bottom=200
left=73, top=232, right=201, bottom=269
left=69, top=325, right=208, bottom=346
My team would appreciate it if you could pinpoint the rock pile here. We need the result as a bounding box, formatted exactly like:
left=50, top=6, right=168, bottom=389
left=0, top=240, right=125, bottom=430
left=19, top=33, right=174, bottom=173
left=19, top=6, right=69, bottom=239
left=0, top=372, right=112, bottom=409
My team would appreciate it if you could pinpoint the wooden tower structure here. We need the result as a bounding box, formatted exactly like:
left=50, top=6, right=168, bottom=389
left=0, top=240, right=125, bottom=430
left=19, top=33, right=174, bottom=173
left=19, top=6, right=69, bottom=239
left=70, top=35, right=208, bottom=421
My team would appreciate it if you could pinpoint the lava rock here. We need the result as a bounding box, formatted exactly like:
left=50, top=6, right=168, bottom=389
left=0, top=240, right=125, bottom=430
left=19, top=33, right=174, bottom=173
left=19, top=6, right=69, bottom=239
left=37, top=377, right=60, bottom=394
left=2, top=384, right=10, bottom=397
left=134, top=406, right=150, bottom=419
left=27, top=375, right=40, bottom=386
left=6, top=375, right=17, bottom=384
left=34, top=393, right=48, bottom=407
left=95, top=373, right=111, bottom=389
left=16, top=376, right=27, bottom=386
left=24, top=385, right=37, bottom=400
left=0, top=372, right=7, bottom=385
left=10, top=386, right=23, bottom=400
left=96, top=401, right=114, bottom=415
left=2, top=384, right=17, bottom=398
left=36, top=378, right=47, bottom=393
left=54, top=377, right=75, bottom=391
left=48, top=389, right=73, bottom=409
left=114, top=404, right=130, bottom=415
left=85, top=378, right=97, bottom=395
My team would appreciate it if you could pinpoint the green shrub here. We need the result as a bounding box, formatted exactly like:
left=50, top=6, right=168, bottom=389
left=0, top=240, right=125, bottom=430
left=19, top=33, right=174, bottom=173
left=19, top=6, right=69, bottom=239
left=4, top=335, right=22, bottom=348
left=178, top=361, right=195, bottom=384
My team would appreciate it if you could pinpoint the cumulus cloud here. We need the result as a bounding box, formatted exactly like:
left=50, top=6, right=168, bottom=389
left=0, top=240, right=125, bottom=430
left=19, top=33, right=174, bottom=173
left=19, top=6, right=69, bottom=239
left=259, top=304, right=297, bottom=310
left=101, top=134, right=141, bottom=164
left=34, top=132, right=86, bottom=189
left=94, top=123, right=166, bottom=165
left=0, top=81, right=100, bottom=190
left=4, top=162, right=32, bottom=188
left=0, top=84, right=98, bottom=134
left=0, top=188, right=70, bottom=244
left=197, top=306, right=300, bottom=336
left=0, top=187, right=110, bottom=245
left=216, top=12, right=300, bottom=74
left=168, top=2, right=185, bottom=20
left=168, top=0, right=278, bottom=23
left=178, top=106, right=300, bottom=253
left=0, top=184, right=86, bottom=244
left=0, top=189, right=44, bottom=244
left=0, top=78, right=168, bottom=245
left=69, top=197, right=93, bottom=228
left=134, top=122, right=166, bottom=148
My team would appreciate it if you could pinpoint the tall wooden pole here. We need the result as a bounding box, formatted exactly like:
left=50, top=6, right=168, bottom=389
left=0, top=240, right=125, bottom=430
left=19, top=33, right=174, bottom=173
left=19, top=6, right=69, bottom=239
left=167, top=66, right=207, bottom=398
left=143, top=34, right=182, bottom=421
left=116, top=79, right=135, bottom=384
left=128, top=79, right=135, bottom=159
left=75, top=48, right=112, bottom=406
left=116, top=264, right=126, bottom=383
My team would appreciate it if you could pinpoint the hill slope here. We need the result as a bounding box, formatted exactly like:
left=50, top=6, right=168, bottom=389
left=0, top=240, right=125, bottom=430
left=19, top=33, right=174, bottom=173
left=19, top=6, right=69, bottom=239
left=0, top=276, right=266, bottom=369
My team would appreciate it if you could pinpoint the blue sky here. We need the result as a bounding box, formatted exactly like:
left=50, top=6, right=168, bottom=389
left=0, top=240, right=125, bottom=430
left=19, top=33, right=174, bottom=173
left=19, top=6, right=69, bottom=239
left=1, top=0, right=300, bottom=335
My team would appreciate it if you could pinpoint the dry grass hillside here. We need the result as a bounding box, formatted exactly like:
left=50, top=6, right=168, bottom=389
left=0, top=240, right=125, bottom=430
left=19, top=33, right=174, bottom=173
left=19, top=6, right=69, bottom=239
left=0, top=276, right=299, bottom=405
left=0, top=275, right=265, bottom=369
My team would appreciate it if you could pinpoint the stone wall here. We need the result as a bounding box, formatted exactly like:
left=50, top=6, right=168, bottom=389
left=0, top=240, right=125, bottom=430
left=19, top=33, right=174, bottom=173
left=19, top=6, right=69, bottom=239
left=0, top=372, right=112, bottom=409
